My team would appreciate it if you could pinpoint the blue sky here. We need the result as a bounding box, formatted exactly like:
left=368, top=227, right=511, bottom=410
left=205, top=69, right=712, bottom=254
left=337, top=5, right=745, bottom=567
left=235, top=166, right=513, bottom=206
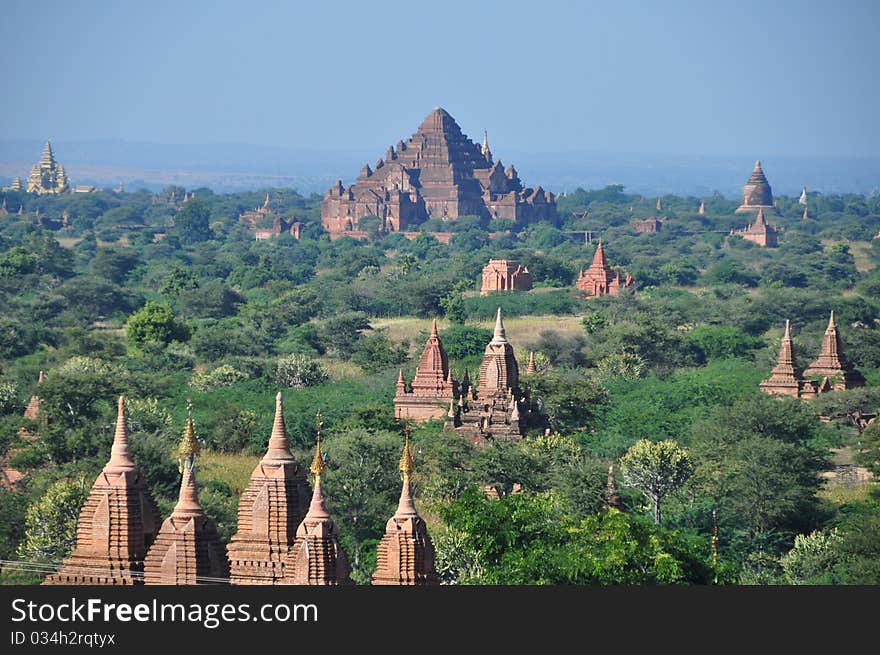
left=1, top=0, right=877, bottom=157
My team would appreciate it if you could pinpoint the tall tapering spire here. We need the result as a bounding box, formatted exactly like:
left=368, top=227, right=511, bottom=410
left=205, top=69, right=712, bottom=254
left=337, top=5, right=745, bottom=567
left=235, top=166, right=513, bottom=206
left=177, top=399, right=201, bottom=473
left=491, top=307, right=507, bottom=344
left=263, top=392, right=294, bottom=463
left=46, top=394, right=162, bottom=585
left=395, top=427, right=417, bottom=517
left=526, top=351, right=537, bottom=375
left=281, top=408, right=352, bottom=585
left=698, top=199, right=705, bottom=215
left=759, top=320, right=801, bottom=397
left=228, top=394, right=311, bottom=584
left=372, top=425, right=438, bottom=585
left=802, top=310, right=865, bottom=391
left=105, top=395, right=136, bottom=473
left=143, top=398, right=228, bottom=584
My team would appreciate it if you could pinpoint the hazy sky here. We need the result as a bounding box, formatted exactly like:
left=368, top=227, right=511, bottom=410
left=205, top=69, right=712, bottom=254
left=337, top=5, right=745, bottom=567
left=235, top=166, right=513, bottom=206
left=2, top=0, right=877, bottom=157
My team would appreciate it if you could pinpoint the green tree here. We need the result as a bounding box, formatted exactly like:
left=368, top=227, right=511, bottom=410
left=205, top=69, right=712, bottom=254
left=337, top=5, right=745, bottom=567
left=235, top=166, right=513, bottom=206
left=125, top=301, right=191, bottom=347
left=17, top=478, right=89, bottom=563
left=275, top=353, right=328, bottom=389
left=322, top=428, right=401, bottom=582
left=173, top=197, right=212, bottom=244
left=620, top=439, right=693, bottom=525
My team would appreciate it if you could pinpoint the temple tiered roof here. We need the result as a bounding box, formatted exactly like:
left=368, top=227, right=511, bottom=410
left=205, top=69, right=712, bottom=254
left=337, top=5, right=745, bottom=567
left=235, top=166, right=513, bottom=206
left=394, top=319, right=457, bottom=422
left=735, top=160, right=776, bottom=214
left=803, top=311, right=865, bottom=390
left=26, top=141, right=69, bottom=195
left=144, top=402, right=228, bottom=585
left=372, top=430, right=438, bottom=585
left=282, top=418, right=352, bottom=585
left=227, top=392, right=311, bottom=584
left=322, top=108, right=556, bottom=237
left=44, top=397, right=161, bottom=585
left=576, top=243, right=634, bottom=298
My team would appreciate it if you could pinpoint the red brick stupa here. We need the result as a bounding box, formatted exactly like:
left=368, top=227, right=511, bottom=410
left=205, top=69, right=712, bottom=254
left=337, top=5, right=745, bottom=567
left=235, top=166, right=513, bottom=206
left=282, top=415, right=352, bottom=585
left=735, top=160, right=777, bottom=214
left=144, top=402, right=228, bottom=585
left=802, top=311, right=865, bottom=390
left=394, top=319, right=457, bottom=422
left=44, top=396, right=161, bottom=585
left=372, top=429, right=438, bottom=586
left=576, top=243, right=634, bottom=298
left=228, top=392, right=311, bottom=584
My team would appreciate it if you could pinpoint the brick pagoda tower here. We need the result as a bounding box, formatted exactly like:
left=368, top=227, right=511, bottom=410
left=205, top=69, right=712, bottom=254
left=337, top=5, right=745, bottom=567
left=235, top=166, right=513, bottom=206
left=372, top=430, right=438, bottom=586
left=735, top=160, right=777, bottom=214
left=282, top=417, right=352, bottom=585
left=802, top=311, right=865, bottom=390
left=759, top=320, right=803, bottom=398
left=144, top=402, right=228, bottom=585
left=228, top=392, right=311, bottom=584
left=394, top=319, right=457, bottom=422
left=44, top=397, right=161, bottom=585
left=449, top=309, right=535, bottom=441
left=576, top=243, right=634, bottom=298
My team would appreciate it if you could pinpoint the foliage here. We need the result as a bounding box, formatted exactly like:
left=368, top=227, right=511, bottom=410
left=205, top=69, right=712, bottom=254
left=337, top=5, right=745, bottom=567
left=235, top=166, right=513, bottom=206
left=126, top=301, right=191, bottom=347
left=189, top=364, right=249, bottom=392
left=274, top=353, right=328, bottom=389
left=17, top=478, right=89, bottom=563
left=620, top=439, right=693, bottom=525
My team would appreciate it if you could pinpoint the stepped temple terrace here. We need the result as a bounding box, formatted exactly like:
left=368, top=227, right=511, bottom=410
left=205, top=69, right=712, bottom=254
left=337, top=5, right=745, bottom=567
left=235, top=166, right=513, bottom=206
left=321, top=108, right=557, bottom=238
left=40, top=395, right=438, bottom=585
left=480, top=259, right=533, bottom=295
left=576, top=242, right=634, bottom=298
left=759, top=313, right=865, bottom=399
left=735, top=160, right=777, bottom=214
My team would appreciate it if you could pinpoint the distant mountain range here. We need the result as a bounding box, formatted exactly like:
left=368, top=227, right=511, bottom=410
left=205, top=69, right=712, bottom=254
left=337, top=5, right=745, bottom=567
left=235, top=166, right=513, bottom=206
left=1, top=138, right=878, bottom=198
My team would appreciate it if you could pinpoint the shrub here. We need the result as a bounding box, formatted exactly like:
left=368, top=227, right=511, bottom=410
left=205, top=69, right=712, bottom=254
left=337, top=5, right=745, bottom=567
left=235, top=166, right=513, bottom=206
left=189, top=365, right=249, bottom=392
left=275, top=354, right=328, bottom=389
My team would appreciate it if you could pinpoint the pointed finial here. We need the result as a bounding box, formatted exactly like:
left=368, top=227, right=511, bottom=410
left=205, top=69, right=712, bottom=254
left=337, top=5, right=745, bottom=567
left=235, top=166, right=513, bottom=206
left=448, top=399, right=456, bottom=419
left=311, top=410, right=325, bottom=478
left=400, top=424, right=415, bottom=479
left=38, top=370, right=44, bottom=384
left=784, top=319, right=791, bottom=339
left=491, top=307, right=507, bottom=343
left=263, top=391, right=294, bottom=462
left=397, top=368, right=405, bottom=386
left=105, top=395, right=136, bottom=472
left=431, top=318, right=439, bottom=338
left=178, top=398, right=201, bottom=471
left=828, top=310, right=836, bottom=330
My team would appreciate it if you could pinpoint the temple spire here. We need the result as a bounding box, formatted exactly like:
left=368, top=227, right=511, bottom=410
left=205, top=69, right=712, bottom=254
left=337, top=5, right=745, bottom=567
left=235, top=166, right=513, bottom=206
left=526, top=351, right=537, bottom=375
left=105, top=396, right=136, bottom=473
left=698, top=199, right=705, bottom=215
left=430, top=317, right=439, bottom=338
left=263, top=392, right=295, bottom=463
left=491, top=307, right=508, bottom=344
left=305, top=411, right=330, bottom=519
left=605, top=465, right=621, bottom=510
left=395, top=427, right=417, bottom=517
left=173, top=403, right=203, bottom=518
